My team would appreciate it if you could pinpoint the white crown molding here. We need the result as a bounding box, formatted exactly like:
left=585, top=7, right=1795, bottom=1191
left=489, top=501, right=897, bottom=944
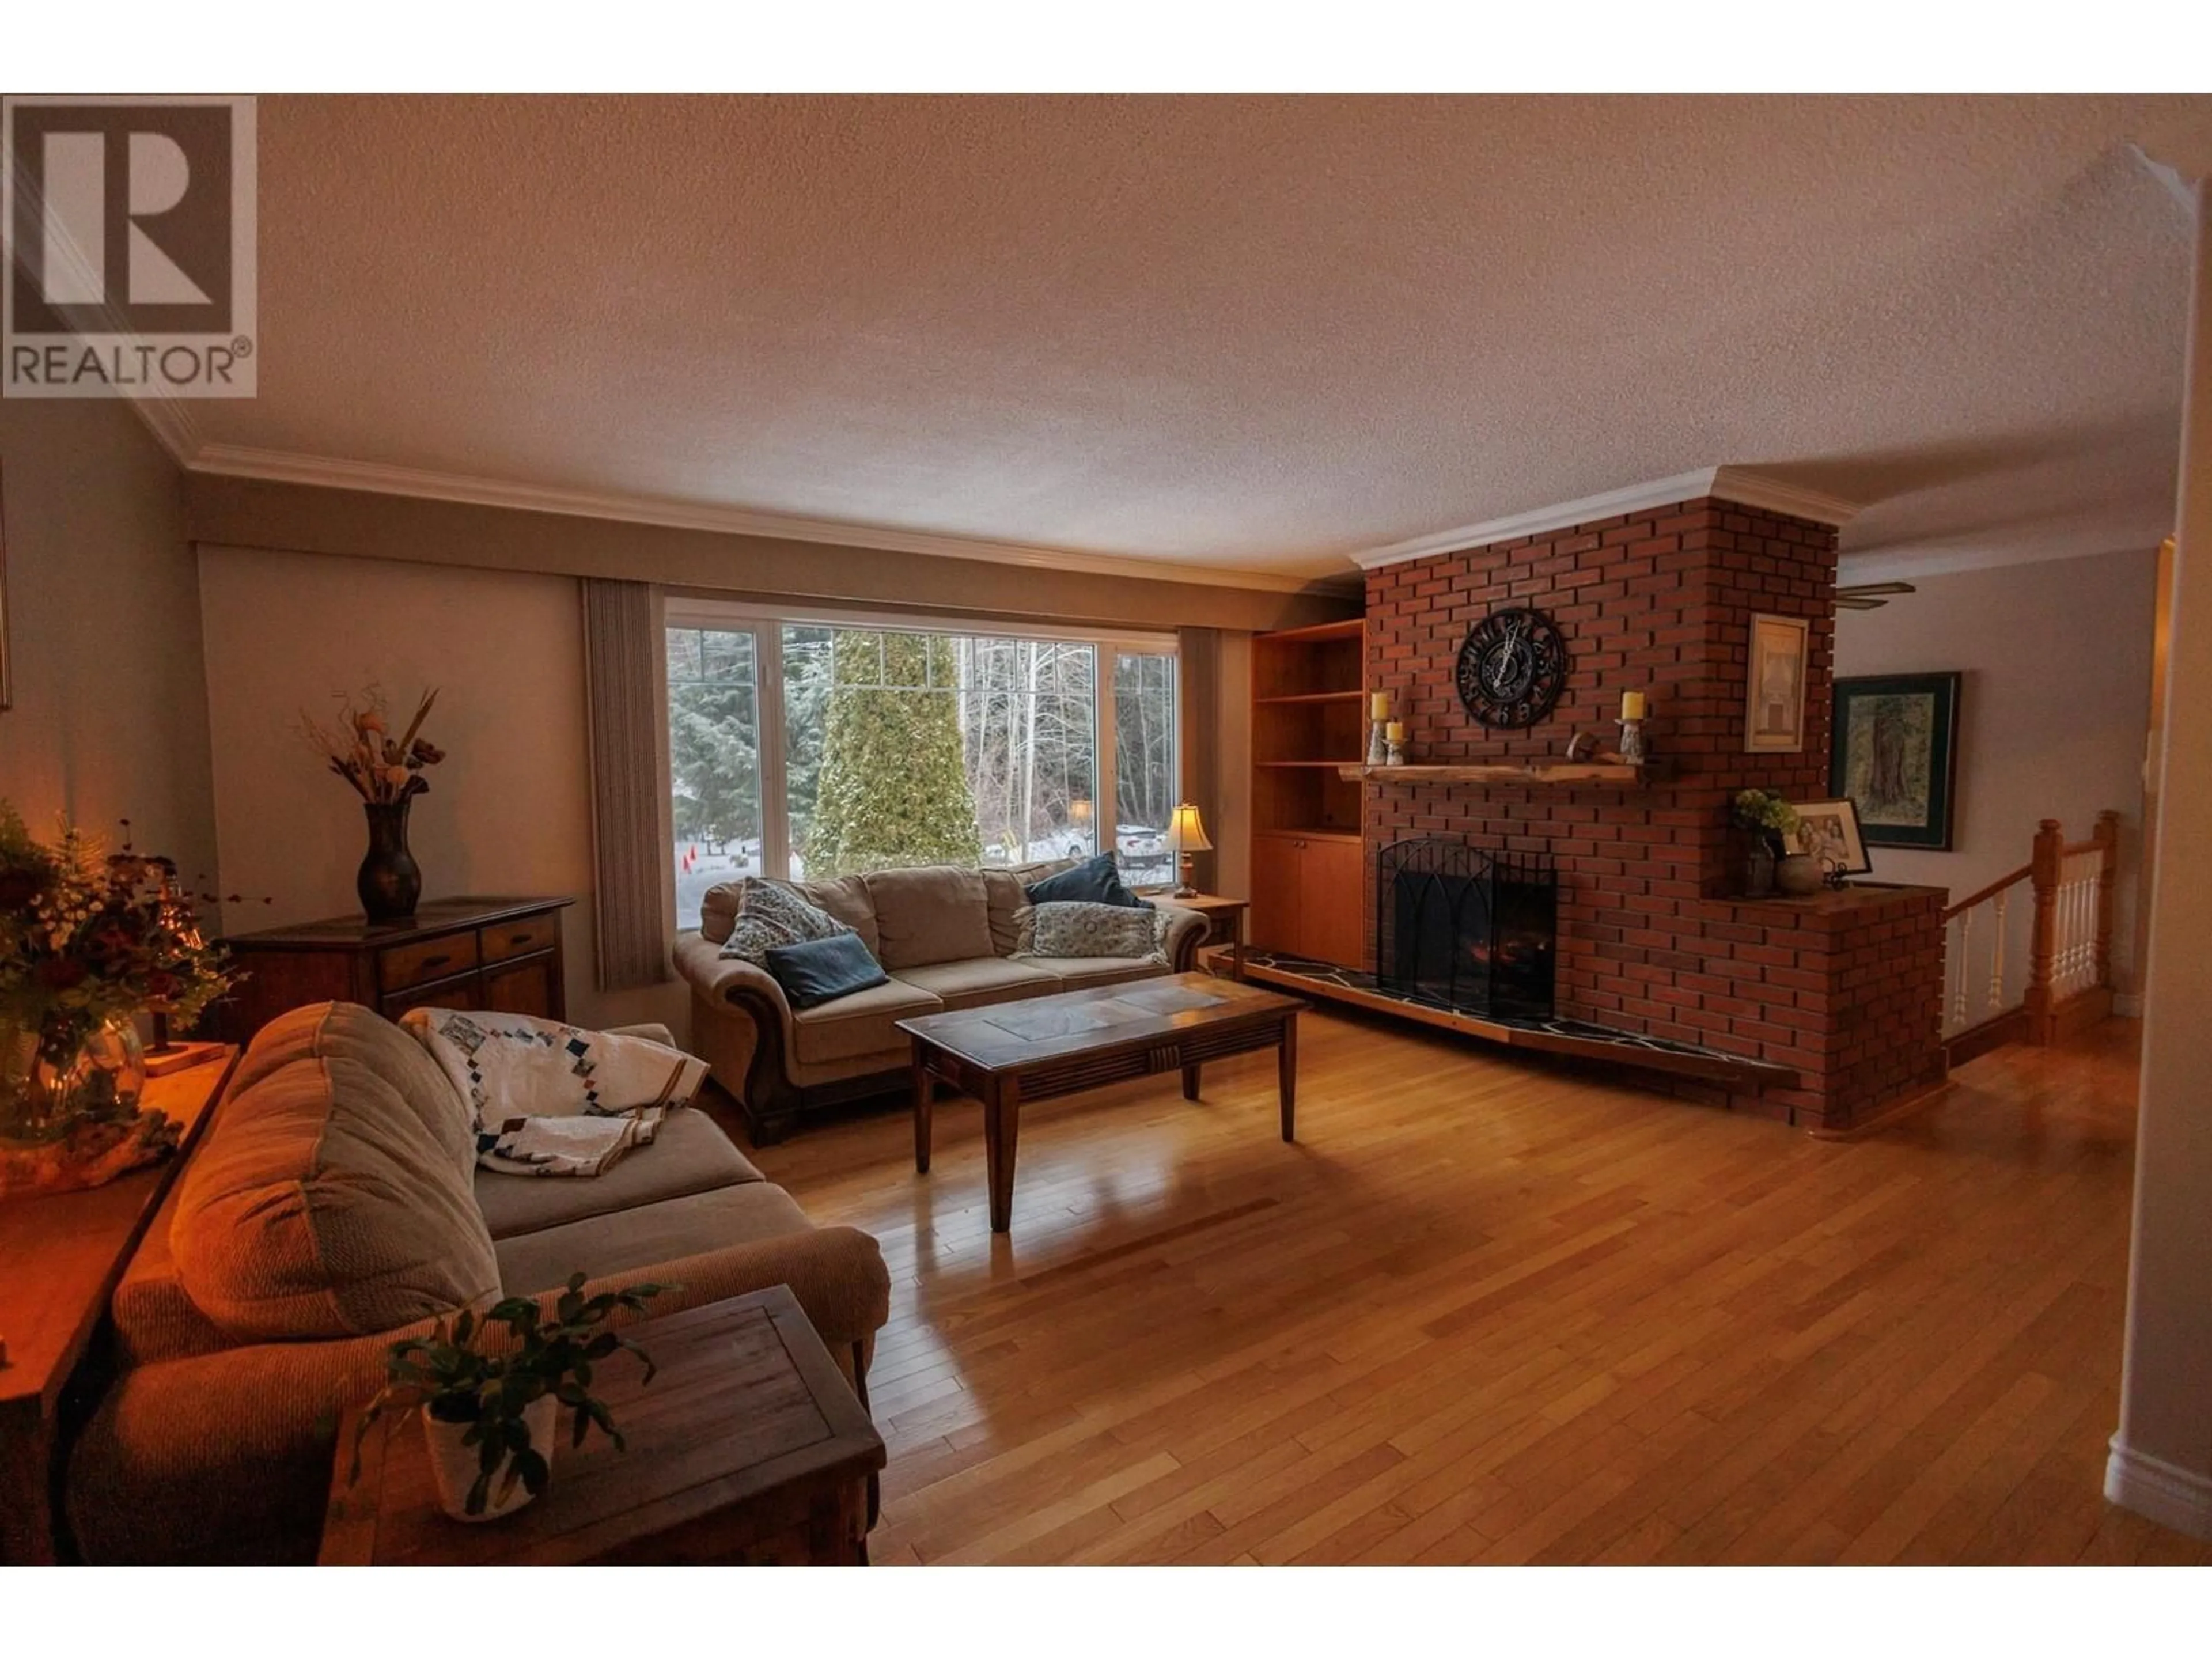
left=183, top=443, right=1344, bottom=596
left=2106, top=1438, right=2212, bottom=1541
left=1349, top=465, right=1863, bottom=571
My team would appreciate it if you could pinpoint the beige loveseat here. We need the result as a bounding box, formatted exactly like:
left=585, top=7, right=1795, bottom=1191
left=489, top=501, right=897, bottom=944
left=65, top=1001, right=890, bottom=1565
left=674, top=864, right=1209, bottom=1143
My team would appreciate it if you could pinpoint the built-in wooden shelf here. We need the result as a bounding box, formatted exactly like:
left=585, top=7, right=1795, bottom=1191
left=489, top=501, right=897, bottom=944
left=1339, top=762, right=1653, bottom=787
left=1254, top=690, right=1368, bottom=706
left=1259, top=617, right=1364, bottom=644
left=1254, top=827, right=1362, bottom=844
left=1262, top=759, right=1366, bottom=769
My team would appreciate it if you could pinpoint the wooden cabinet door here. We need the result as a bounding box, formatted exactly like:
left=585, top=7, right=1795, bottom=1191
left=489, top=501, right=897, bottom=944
left=382, top=976, right=480, bottom=1022
left=1249, top=835, right=1304, bottom=955
left=483, top=957, right=560, bottom=1021
left=1298, top=838, right=1366, bottom=968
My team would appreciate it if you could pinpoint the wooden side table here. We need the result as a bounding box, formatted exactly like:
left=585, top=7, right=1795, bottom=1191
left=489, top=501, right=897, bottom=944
left=322, top=1286, right=885, bottom=1566
left=0, top=1049, right=238, bottom=1564
left=1160, top=892, right=1249, bottom=978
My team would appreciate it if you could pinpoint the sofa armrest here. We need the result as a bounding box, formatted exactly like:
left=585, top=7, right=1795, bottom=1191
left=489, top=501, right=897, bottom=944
left=673, top=931, right=791, bottom=1023
left=673, top=930, right=802, bottom=1126
left=604, top=1021, right=677, bottom=1047
left=576, top=1225, right=890, bottom=1355
left=68, top=1311, right=450, bottom=1563
left=1151, top=902, right=1212, bottom=974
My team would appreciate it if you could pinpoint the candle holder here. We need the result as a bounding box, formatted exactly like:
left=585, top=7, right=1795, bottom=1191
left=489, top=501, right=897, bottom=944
left=1386, top=733, right=1406, bottom=766
left=1367, top=719, right=1389, bottom=767
left=1616, top=717, right=1647, bottom=764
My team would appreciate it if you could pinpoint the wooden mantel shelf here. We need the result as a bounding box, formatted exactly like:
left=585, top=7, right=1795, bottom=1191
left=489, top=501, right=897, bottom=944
left=1338, top=762, right=1655, bottom=787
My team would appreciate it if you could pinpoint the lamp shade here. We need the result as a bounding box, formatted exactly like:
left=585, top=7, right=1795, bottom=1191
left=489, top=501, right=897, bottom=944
left=1068, top=799, right=1094, bottom=824
left=1167, top=802, right=1213, bottom=854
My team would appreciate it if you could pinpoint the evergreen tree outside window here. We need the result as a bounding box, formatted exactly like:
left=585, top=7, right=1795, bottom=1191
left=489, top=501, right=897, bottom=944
left=666, top=610, right=1173, bottom=910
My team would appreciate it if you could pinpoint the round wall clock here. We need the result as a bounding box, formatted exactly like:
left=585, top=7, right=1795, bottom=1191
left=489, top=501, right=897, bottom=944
left=1455, top=606, right=1569, bottom=729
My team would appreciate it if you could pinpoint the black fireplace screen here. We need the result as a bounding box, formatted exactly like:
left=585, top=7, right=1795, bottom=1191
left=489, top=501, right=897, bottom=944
left=1374, top=838, right=1558, bottom=1020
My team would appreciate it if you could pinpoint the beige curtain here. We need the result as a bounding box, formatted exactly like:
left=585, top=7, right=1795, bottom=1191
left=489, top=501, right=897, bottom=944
left=581, top=578, right=671, bottom=991
left=1177, top=626, right=1221, bottom=895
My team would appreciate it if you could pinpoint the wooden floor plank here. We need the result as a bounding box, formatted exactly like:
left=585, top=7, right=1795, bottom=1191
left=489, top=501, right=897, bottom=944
left=737, top=1012, right=2198, bottom=1564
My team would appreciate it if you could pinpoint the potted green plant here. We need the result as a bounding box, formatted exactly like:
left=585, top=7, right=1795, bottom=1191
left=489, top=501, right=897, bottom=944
left=1732, top=789, right=1801, bottom=899
left=352, top=1272, right=674, bottom=1522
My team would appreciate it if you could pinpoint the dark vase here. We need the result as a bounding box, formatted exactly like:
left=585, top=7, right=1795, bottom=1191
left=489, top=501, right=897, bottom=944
left=1743, top=837, right=1778, bottom=899
left=358, top=800, right=422, bottom=923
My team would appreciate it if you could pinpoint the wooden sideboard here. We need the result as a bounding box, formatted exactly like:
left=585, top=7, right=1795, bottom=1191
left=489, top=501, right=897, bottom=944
left=217, top=896, right=574, bottom=1042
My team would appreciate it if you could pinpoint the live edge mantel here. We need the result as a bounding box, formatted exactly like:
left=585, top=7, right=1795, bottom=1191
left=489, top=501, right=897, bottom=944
left=1338, top=762, right=1658, bottom=787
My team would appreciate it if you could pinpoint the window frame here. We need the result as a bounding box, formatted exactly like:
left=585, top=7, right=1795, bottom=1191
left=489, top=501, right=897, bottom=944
left=662, top=597, right=1179, bottom=902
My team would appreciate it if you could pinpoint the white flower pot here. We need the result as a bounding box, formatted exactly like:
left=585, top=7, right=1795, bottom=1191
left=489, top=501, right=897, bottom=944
left=422, top=1395, right=557, bottom=1522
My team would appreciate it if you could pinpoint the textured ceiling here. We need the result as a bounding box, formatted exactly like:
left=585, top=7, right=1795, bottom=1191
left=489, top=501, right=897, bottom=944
left=180, top=94, right=2212, bottom=581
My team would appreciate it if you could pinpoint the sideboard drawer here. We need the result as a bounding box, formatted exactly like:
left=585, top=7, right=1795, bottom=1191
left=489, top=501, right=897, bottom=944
left=482, top=913, right=558, bottom=964
left=380, top=931, right=481, bottom=993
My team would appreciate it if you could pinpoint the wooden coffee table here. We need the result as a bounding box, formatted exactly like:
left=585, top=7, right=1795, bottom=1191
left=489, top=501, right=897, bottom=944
left=321, top=1286, right=884, bottom=1565
left=900, top=972, right=1305, bottom=1234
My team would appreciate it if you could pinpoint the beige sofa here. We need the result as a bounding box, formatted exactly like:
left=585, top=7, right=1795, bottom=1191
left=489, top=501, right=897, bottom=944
left=675, top=863, right=1209, bottom=1143
left=66, top=1001, right=890, bottom=1565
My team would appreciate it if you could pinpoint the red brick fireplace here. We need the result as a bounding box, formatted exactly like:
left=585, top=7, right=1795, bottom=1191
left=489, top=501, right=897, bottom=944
left=1361, top=491, right=1946, bottom=1132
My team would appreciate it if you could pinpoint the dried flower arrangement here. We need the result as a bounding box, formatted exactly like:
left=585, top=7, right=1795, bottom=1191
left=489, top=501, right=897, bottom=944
left=302, top=686, right=446, bottom=804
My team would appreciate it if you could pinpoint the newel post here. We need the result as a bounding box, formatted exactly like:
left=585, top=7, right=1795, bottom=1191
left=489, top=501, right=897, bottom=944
left=2025, top=817, right=2065, bottom=1044
left=2094, top=808, right=2122, bottom=993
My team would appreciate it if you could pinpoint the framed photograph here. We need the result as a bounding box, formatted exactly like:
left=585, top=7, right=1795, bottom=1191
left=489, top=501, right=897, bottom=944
left=1830, top=672, right=1961, bottom=850
left=1787, top=798, right=1872, bottom=876
left=1743, top=612, right=1810, bottom=752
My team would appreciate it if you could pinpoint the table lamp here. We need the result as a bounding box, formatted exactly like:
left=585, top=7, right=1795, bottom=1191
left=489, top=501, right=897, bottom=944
left=1167, top=802, right=1212, bottom=898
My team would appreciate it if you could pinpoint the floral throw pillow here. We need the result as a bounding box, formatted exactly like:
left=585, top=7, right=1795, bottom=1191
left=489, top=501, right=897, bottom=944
left=718, top=877, right=852, bottom=964
left=1012, top=900, right=1171, bottom=964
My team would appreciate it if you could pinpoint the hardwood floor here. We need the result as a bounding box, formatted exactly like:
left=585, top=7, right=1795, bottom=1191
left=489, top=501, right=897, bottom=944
left=742, top=1008, right=2210, bottom=1565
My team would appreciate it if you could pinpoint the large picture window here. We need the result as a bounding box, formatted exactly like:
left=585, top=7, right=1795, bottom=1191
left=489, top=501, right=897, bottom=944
left=666, top=607, right=1175, bottom=924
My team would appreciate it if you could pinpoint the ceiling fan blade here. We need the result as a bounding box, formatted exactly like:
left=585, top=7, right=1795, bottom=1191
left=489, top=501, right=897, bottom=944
left=1834, top=596, right=1887, bottom=610
left=1836, top=581, right=1917, bottom=599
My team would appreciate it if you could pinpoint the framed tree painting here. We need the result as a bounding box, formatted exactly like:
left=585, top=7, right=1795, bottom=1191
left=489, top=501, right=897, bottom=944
left=1743, top=613, right=1810, bottom=752
left=1829, top=672, right=1961, bottom=849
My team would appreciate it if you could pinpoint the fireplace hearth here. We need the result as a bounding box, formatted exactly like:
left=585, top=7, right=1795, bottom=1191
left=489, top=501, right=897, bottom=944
left=1376, top=837, right=1558, bottom=1020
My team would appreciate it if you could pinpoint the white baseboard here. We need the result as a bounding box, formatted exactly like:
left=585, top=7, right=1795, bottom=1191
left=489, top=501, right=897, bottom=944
left=2113, top=994, right=2145, bottom=1018
left=2105, top=1437, right=2212, bottom=1540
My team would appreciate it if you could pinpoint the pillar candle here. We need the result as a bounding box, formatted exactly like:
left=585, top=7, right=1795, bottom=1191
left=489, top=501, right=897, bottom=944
left=1385, top=721, right=1405, bottom=742
left=1620, top=691, right=1647, bottom=722
left=1370, top=691, right=1391, bottom=721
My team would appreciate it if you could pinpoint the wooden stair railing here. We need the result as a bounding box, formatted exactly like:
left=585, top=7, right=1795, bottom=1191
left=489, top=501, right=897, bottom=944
left=1942, top=809, right=2120, bottom=1065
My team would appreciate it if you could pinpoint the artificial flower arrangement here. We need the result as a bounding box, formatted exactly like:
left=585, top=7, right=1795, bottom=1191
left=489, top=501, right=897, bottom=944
left=301, top=685, right=446, bottom=803
left=0, top=804, right=233, bottom=1161
left=1732, top=787, right=1801, bottom=853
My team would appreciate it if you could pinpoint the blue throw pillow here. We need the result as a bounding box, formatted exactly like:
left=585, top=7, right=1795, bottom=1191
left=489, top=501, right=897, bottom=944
left=1024, top=852, right=1145, bottom=909
left=763, top=931, right=889, bottom=1011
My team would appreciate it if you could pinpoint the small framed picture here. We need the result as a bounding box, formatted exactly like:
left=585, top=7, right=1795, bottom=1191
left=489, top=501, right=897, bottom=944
left=1744, top=612, right=1810, bottom=753
left=1787, top=798, right=1872, bottom=876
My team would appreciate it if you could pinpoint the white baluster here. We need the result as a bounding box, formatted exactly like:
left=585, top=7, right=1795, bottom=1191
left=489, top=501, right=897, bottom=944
left=1952, top=910, right=1972, bottom=1032
left=1988, top=888, right=2009, bottom=1017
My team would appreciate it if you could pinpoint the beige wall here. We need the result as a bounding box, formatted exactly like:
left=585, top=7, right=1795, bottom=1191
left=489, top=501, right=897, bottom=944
left=196, top=544, right=683, bottom=1033
left=1832, top=549, right=2157, bottom=994
left=0, top=399, right=214, bottom=886
left=187, top=474, right=1358, bottom=635
left=2108, top=176, right=2212, bottom=1541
